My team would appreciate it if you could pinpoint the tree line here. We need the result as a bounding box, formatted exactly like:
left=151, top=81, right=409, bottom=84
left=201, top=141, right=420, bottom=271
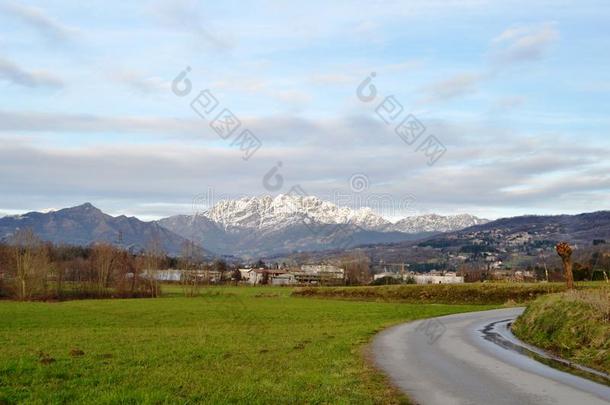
left=0, top=229, right=170, bottom=300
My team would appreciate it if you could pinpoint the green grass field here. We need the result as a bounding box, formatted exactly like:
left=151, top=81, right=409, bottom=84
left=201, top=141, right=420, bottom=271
left=0, top=286, right=494, bottom=404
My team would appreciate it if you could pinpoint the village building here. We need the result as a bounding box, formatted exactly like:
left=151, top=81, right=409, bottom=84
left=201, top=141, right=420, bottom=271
left=294, top=265, right=345, bottom=285
left=411, top=271, right=464, bottom=284
left=373, top=271, right=401, bottom=281
left=271, top=273, right=297, bottom=286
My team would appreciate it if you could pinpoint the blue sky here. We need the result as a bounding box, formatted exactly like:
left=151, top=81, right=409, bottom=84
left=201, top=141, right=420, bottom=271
left=1, top=0, right=609, bottom=220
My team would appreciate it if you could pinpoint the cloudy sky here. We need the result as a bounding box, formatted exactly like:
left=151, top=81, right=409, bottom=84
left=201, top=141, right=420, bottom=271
left=1, top=0, right=609, bottom=221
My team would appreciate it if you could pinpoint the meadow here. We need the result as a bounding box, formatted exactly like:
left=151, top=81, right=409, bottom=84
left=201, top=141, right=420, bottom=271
left=0, top=286, right=494, bottom=404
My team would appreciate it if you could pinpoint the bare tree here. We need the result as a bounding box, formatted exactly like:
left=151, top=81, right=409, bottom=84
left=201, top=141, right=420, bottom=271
left=143, top=236, right=165, bottom=297
left=0, top=243, right=10, bottom=296
left=11, top=229, right=50, bottom=300
left=91, top=243, right=118, bottom=295
left=556, top=242, right=575, bottom=289
left=213, top=259, right=228, bottom=284
left=112, top=250, right=135, bottom=296
left=179, top=241, right=204, bottom=297
left=231, top=268, right=242, bottom=285
left=340, top=252, right=371, bottom=285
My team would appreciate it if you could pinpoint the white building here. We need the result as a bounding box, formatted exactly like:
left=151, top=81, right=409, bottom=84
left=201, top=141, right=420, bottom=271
left=240, top=269, right=290, bottom=285
left=373, top=272, right=401, bottom=281
left=300, top=265, right=344, bottom=279
left=142, top=269, right=183, bottom=282
left=239, top=268, right=255, bottom=283
left=271, top=273, right=297, bottom=285
left=413, top=272, right=464, bottom=284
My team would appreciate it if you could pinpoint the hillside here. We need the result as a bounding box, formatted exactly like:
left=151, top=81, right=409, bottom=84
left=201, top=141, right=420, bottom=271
left=0, top=203, right=191, bottom=256
left=290, top=211, right=610, bottom=268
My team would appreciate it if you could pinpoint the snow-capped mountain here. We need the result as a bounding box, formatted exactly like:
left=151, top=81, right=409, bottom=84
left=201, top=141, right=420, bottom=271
left=205, top=194, right=391, bottom=231
left=158, top=195, right=488, bottom=257
left=391, top=214, right=489, bottom=233
left=202, top=195, right=486, bottom=233
left=0, top=198, right=488, bottom=258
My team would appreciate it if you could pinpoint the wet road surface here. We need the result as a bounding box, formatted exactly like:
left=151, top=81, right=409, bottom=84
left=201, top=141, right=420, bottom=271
left=372, top=308, right=610, bottom=405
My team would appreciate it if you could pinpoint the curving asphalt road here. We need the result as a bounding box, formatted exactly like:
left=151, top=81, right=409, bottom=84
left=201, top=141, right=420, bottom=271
left=372, top=308, right=610, bottom=405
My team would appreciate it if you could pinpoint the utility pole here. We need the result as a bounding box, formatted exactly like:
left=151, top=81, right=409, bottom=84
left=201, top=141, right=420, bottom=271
left=540, top=251, right=549, bottom=282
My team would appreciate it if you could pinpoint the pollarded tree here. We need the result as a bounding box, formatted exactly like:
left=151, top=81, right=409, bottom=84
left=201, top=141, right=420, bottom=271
left=556, top=242, right=575, bottom=289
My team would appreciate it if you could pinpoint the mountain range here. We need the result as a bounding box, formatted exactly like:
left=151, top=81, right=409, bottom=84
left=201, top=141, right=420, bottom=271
left=421, top=211, right=610, bottom=248
left=0, top=195, right=488, bottom=258
left=159, top=195, right=487, bottom=257
left=290, top=210, right=610, bottom=266
left=0, top=203, right=190, bottom=256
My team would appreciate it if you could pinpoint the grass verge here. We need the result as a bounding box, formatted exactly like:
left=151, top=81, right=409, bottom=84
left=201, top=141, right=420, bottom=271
left=291, top=282, right=580, bottom=305
left=0, top=286, right=493, bottom=404
left=512, top=287, right=610, bottom=374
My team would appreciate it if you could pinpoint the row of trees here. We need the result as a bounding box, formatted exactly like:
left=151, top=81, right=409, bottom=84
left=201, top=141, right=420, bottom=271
left=0, top=229, right=167, bottom=300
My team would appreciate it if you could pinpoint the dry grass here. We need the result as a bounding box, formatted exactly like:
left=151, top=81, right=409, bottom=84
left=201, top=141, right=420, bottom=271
left=513, top=287, right=610, bottom=374
left=563, top=287, right=610, bottom=322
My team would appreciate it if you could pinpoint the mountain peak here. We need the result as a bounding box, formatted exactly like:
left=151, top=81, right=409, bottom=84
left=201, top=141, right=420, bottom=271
left=202, top=195, right=490, bottom=233
left=0, top=203, right=192, bottom=256
left=204, top=194, right=390, bottom=231
left=393, top=213, right=489, bottom=233
left=64, top=202, right=103, bottom=214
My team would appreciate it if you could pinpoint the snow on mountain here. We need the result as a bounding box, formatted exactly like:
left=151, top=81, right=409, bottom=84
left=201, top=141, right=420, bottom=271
left=205, top=194, right=392, bottom=231
left=202, top=194, right=486, bottom=233
left=391, top=213, right=489, bottom=233
left=0, top=198, right=489, bottom=259
left=159, top=195, right=490, bottom=256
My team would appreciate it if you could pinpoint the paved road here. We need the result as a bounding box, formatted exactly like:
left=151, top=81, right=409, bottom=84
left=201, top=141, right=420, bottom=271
left=372, top=308, right=610, bottom=405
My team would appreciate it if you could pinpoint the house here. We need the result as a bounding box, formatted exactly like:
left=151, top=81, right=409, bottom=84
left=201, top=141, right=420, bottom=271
left=246, top=269, right=288, bottom=285
left=141, top=269, right=183, bottom=282
left=294, top=265, right=345, bottom=284
left=300, top=265, right=344, bottom=278
left=412, top=272, right=464, bottom=284
left=239, top=268, right=255, bottom=283
left=271, top=273, right=297, bottom=285
left=507, top=232, right=532, bottom=246
left=373, top=272, right=401, bottom=281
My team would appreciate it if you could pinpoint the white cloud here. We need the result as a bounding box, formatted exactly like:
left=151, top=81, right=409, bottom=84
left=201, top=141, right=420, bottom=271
left=150, top=0, right=235, bottom=51
left=0, top=110, right=202, bottom=137
left=491, top=23, right=559, bottom=63
left=111, top=70, right=170, bottom=95
left=0, top=1, right=78, bottom=41
left=420, top=72, right=485, bottom=103
left=309, top=73, right=354, bottom=85
left=490, top=95, right=526, bottom=112
left=273, top=90, right=313, bottom=107
left=1, top=116, right=609, bottom=219
left=0, top=57, right=64, bottom=88
left=380, top=60, right=424, bottom=74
